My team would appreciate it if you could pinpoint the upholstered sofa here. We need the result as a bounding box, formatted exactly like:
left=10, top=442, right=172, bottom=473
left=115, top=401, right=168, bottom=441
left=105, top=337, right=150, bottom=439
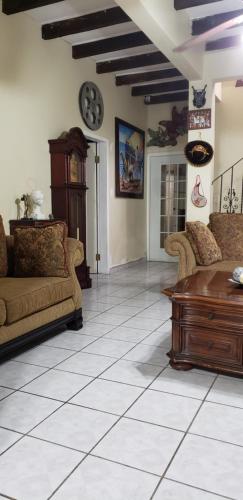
left=165, top=212, right=243, bottom=282
left=0, top=235, right=84, bottom=358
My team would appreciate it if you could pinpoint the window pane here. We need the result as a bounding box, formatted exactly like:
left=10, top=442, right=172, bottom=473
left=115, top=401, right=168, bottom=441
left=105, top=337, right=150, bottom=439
left=179, top=164, right=186, bottom=180
left=178, top=181, right=186, bottom=197
left=160, top=233, right=166, bottom=248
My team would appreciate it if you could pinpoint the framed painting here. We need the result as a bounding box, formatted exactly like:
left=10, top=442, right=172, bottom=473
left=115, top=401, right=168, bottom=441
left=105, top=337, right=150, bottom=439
left=115, top=117, right=145, bottom=198
left=188, top=108, right=211, bottom=130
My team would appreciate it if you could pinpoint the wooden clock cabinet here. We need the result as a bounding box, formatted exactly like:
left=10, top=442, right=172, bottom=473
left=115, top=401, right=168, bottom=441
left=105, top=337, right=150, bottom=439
left=49, top=127, right=91, bottom=289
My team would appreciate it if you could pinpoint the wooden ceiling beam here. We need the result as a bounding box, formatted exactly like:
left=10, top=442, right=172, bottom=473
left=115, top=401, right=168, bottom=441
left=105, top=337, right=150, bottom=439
left=116, top=67, right=182, bottom=86
left=2, top=0, right=62, bottom=14
left=132, top=79, right=188, bottom=96
left=174, top=0, right=222, bottom=10
left=42, top=7, right=130, bottom=40
left=144, top=91, right=189, bottom=104
left=192, top=8, right=243, bottom=35
left=206, top=34, right=240, bottom=51
left=96, top=52, right=168, bottom=74
left=73, top=31, right=151, bottom=59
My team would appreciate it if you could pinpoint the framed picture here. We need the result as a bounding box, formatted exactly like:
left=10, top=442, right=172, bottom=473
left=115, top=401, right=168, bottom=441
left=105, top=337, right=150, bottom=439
left=188, top=108, right=211, bottom=130
left=115, top=117, right=145, bottom=198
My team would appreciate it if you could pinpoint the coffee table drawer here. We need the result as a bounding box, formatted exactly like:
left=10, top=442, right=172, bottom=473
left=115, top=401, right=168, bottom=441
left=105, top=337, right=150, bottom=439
left=181, top=304, right=243, bottom=329
left=180, top=326, right=242, bottom=365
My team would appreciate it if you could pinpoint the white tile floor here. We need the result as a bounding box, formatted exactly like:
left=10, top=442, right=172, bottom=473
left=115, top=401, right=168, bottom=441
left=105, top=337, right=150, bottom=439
left=0, top=261, right=242, bottom=499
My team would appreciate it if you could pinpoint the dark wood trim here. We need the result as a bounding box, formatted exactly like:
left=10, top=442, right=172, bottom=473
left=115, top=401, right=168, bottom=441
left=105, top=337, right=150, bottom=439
left=2, top=0, right=62, bottom=14
left=174, top=0, right=222, bottom=10
left=42, top=7, right=130, bottom=40
left=116, top=67, right=182, bottom=86
left=144, top=91, right=189, bottom=104
left=0, top=309, right=83, bottom=361
left=97, top=51, right=169, bottom=73
left=73, top=32, right=151, bottom=59
left=206, top=34, right=240, bottom=51
left=192, top=9, right=243, bottom=35
left=132, top=79, right=188, bottom=96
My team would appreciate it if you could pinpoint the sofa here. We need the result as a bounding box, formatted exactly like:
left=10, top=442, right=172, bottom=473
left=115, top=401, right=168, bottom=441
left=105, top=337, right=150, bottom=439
left=165, top=212, right=243, bottom=282
left=0, top=234, right=84, bottom=359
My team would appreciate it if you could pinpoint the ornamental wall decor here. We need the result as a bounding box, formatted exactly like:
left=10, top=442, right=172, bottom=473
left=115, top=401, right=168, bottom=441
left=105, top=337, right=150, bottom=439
left=147, top=106, right=188, bottom=148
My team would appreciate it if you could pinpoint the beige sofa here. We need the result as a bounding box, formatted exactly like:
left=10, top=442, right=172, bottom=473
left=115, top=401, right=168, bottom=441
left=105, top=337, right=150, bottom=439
left=165, top=213, right=243, bottom=282
left=0, top=236, right=84, bottom=358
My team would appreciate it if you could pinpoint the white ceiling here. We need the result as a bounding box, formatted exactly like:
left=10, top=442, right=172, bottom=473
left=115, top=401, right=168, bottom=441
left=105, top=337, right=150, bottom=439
left=27, top=0, right=116, bottom=24
left=186, top=0, right=243, bottom=19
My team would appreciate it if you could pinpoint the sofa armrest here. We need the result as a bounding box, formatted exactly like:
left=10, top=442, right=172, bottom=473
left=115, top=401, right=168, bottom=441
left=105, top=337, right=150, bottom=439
left=67, top=238, right=84, bottom=310
left=165, top=232, right=196, bottom=281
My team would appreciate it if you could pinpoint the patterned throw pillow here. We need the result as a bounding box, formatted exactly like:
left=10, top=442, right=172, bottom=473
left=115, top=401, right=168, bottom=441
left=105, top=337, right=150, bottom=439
left=0, top=215, right=7, bottom=277
left=14, top=222, right=69, bottom=278
left=210, top=213, right=243, bottom=260
left=186, top=221, right=222, bottom=266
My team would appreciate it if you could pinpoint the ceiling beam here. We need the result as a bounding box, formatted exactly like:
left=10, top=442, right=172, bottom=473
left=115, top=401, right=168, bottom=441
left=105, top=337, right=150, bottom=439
left=2, top=0, right=62, bottom=14
left=96, top=51, right=168, bottom=73
left=132, top=79, right=188, bottom=96
left=42, top=7, right=130, bottom=40
left=116, top=67, right=182, bottom=86
left=174, top=0, right=222, bottom=10
left=144, top=91, right=189, bottom=104
left=72, top=31, right=151, bottom=59
left=192, top=8, right=243, bottom=35
left=206, top=34, right=240, bottom=51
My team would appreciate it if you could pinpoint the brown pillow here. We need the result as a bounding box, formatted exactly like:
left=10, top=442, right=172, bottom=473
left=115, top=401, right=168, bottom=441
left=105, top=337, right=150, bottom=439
left=0, top=216, right=7, bottom=277
left=210, top=213, right=243, bottom=260
left=14, top=222, right=69, bottom=278
left=186, top=221, right=222, bottom=266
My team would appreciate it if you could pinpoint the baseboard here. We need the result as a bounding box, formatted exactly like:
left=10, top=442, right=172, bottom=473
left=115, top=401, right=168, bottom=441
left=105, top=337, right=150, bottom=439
left=110, top=257, right=146, bottom=273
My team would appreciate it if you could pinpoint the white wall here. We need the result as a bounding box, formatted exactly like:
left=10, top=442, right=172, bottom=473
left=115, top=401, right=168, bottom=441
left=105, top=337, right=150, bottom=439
left=0, top=9, right=147, bottom=268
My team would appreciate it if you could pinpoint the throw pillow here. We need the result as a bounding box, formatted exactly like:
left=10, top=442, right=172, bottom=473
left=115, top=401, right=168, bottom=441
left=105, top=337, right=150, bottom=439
left=186, top=221, right=222, bottom=266
left=14, top=222, right=69, bottom=278
left=210, top=213, right=243, bottom=260
left=0, top=215, right=7, bottom=277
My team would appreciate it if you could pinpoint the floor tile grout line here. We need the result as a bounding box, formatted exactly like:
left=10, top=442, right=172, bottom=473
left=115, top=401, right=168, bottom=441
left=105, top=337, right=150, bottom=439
left=164, top=478, right=234, bottom=500
left=149, top=373, right=220, bottom=500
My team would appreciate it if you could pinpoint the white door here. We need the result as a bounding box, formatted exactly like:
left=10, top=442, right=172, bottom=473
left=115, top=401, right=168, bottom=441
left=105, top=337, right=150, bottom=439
left=149, top=154, right=187, bottom=261
left=86, top=141, right=98, bottom=274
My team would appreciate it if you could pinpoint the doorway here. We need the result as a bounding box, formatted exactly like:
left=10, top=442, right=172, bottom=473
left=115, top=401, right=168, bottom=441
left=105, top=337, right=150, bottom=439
left=148, top=153, right=187, bottom=261
left=85, top=135, right=109, bottom=274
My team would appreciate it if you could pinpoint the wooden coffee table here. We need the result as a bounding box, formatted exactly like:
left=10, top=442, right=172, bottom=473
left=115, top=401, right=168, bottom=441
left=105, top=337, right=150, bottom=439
left=164, top=271, right=243, bottom=376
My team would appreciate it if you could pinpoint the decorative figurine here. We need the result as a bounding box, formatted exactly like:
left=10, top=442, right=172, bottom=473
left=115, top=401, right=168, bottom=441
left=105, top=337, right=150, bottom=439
left=21, top=194, right=34, bottom=219
left=30, top=190, right=45, bottom=220
left=15, top=198, right=22, bottom=220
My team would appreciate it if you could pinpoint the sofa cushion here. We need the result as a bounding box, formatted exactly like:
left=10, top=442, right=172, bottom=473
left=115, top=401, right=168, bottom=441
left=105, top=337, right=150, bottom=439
left=195, top=260, right=241, bottom=273
left=210, top=213, right=243, bottom=260
left=186, top=221, right=222, bottom=266
left=0, top=216, right=7, bottom=277
left=0, top=299, right=6, bottom=326
left=14, top=222, right=69, bottom=278
left=0, top=276, right=74, bottom=324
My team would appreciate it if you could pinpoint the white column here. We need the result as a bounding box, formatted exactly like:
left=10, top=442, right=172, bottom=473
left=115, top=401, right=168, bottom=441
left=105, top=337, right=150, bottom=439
left=186, top=80, right=216, bottom=223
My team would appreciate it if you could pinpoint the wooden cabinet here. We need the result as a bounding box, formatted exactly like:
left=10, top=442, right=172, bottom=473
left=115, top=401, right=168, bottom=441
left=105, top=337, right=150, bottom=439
left=164, top=271, right=243, bottom=376
left=49, top=127, right=91, bottom=289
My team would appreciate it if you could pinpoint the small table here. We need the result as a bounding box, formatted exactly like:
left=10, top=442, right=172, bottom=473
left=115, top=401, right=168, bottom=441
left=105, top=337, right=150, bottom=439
left=164, top=271, right=243, bottom=377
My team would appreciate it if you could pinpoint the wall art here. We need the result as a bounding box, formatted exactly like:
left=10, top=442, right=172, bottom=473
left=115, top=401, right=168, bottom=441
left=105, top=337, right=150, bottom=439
left=115, top=117, right=145, bottom=198
left=185, top=140, right=214, bottom=166
left=192, top=84, right=207, bottom=108
left=188, top=109, right=211, bottom=130
left=79, top=81, right=104, bottom=130
left=191, top=175, right=207, bottom=207
left=147, top=106, right=188, bottom=147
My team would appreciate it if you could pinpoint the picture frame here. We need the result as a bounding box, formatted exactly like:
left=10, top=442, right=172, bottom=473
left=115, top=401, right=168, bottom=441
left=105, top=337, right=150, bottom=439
left=188, top=108, right=211, bottom=130
left=115, top=117, right=145, bottom=198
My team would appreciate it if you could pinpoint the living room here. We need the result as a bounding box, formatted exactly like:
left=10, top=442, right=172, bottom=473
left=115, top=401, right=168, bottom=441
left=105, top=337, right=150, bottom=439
left=1, top=0, right=243, bottom=499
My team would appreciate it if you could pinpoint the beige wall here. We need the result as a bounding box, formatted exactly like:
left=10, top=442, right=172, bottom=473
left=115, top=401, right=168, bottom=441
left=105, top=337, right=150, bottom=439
left=0, top=10, right=146, bottom=268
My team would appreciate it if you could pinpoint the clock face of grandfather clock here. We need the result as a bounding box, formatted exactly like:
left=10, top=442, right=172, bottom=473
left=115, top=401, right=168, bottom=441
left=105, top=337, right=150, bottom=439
left=49, top=127, right=91, bottom=289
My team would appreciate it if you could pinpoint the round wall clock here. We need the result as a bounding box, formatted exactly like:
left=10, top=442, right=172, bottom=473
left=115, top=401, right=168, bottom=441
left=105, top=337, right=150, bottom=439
left=79, top=81, right=104, bottom=130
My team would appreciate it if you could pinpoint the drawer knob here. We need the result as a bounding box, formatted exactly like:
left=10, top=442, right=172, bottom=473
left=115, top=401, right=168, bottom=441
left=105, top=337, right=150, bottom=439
left=208, top=312, right=214, bottom=320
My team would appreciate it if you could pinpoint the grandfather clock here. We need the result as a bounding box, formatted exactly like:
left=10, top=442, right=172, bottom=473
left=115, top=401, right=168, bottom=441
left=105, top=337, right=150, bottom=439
left=49, top=127, right=92, bottom=288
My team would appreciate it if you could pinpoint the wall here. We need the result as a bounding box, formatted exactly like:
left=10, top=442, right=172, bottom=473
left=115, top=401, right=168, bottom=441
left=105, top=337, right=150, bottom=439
left=214, top=81, right=243, bottom=212
left=0, top=9, right=146, bottom=268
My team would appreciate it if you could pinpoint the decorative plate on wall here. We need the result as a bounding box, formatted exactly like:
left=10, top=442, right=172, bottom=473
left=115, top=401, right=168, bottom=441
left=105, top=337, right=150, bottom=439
left=185, top=140, right=214, bottom=166
left=79, top=81, right=104, bottom=130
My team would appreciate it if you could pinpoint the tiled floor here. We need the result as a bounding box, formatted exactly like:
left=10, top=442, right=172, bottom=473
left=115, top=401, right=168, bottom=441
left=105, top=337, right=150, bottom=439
left=0, top=261, right=242, bottom=499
